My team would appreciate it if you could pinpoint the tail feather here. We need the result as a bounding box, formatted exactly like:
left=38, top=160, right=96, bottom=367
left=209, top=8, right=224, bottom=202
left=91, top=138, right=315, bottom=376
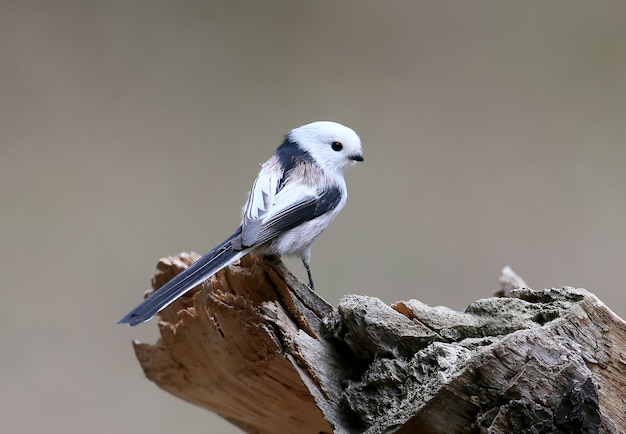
left=119, top=229, right=248, bottom=326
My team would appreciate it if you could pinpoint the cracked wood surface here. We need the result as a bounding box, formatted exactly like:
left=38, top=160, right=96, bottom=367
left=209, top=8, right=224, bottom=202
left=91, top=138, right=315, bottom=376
left=129, top=254, right=626, bottom=433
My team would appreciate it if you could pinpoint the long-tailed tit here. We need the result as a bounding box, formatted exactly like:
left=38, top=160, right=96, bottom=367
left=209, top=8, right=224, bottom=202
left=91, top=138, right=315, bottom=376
left=118, top=121, right=364, bottom=326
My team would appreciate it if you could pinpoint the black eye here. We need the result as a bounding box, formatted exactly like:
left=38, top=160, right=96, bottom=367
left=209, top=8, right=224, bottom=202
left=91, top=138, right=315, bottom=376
left=331, top=141, right=343, bottom=151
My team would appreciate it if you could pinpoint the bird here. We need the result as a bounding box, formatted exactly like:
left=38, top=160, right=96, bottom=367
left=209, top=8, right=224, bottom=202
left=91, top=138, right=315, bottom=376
left=118, top=121, right=364, bottom=326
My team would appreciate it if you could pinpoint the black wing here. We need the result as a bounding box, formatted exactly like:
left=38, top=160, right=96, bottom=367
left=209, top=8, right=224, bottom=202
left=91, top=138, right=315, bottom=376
left=253, top=186, right=342, bottom=245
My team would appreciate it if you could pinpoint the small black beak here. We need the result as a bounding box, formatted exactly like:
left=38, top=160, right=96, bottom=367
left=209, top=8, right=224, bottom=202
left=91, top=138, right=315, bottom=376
left=349, top=153, right=364, bottom=162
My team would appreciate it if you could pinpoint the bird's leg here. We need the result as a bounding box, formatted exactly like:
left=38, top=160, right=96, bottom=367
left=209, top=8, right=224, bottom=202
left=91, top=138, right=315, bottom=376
left=303, top=260, right=315, bottom=291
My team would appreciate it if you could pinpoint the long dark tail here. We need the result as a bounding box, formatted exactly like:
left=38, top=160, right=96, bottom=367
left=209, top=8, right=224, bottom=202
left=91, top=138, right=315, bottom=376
left=118, top=228, right=248, bottom=326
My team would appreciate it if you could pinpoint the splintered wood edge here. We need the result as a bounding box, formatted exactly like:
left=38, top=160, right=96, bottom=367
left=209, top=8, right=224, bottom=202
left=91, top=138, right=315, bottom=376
left=132, top=254, right=332, bottom=434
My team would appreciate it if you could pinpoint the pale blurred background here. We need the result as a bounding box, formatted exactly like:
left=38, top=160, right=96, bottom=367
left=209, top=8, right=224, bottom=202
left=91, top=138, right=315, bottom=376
left=2, top=1, right=625, bottom=433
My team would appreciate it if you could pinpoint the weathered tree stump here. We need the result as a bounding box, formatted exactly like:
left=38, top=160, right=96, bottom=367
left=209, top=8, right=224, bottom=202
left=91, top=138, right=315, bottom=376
left=130, top=253, right=626, bottom=433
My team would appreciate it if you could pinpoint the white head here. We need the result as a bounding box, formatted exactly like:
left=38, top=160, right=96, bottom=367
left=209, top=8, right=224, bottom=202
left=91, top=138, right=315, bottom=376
left=289, top=121, right=364, bottom=174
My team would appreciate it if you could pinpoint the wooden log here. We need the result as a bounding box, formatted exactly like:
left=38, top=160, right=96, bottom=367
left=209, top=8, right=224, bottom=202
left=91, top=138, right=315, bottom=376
left=130, top=253, right=626, bottom=433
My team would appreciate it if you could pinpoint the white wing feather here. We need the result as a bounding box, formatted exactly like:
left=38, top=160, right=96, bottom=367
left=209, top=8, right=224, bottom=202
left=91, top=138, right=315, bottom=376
left=241, top=169, right=279, bottom=246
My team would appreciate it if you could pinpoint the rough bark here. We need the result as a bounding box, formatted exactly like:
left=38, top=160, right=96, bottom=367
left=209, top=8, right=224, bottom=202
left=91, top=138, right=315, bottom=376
left=130, top=253, right=626, bottom=434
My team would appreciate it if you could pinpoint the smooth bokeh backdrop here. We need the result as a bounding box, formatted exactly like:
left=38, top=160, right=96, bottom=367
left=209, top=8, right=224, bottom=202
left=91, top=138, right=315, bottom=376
left=2, top=2, right=625, bottom=433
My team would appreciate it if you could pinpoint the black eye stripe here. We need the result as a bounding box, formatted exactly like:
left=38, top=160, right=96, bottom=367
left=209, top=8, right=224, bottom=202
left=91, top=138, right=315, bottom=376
left=331, top=141, right=343, bottom=151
